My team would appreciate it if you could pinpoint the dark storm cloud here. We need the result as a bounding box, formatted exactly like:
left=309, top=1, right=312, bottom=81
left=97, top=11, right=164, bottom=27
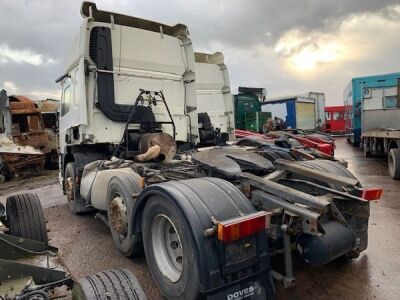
left=0, top=0, right=398, bottom=98
left=134, top=0, right=400, bottom=48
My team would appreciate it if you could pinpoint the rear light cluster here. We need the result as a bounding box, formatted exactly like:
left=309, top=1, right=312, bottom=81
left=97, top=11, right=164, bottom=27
left=317, top=143, right=334, bottom=156
left=217, top=211, right=270, bottom=243
left=360, top=187, right=383, bottom=201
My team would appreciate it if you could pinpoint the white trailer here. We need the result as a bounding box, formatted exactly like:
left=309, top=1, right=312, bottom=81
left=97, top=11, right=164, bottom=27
left=301, top=92, right=326, bottom=128
left=361, top=84, right=400, bottom=179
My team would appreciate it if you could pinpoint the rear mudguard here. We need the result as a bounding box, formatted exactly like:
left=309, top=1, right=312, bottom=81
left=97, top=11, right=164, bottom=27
left=132, top=177, right=274, bottom=298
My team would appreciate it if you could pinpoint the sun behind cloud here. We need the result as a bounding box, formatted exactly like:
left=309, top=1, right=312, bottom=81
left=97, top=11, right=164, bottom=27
left=274, top=29, right=343, bottom=72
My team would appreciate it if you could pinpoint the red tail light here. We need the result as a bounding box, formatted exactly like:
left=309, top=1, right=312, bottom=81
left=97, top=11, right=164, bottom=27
left=317, top=144, right=334, bottom=156
left=360, top=187, right=383, bottom=201
left=217, top=211, right=270, bottom=243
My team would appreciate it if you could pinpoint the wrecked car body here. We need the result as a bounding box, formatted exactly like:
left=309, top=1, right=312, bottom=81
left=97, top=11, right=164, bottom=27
left=0, top=90, right=49, bottom=178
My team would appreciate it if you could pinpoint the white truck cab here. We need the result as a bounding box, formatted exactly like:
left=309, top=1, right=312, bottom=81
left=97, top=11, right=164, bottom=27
left=56, top=3, right=278, bottom=300
left=195, top=52, right=235, bottom=142
left=58, top=1, right=199, bottom=154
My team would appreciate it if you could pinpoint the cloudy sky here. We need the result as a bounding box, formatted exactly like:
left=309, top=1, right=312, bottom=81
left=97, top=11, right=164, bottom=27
left=0, top=0, right=399, bottom=105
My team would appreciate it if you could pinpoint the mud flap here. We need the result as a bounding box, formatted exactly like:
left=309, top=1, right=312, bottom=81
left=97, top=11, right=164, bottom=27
left=206, top=272, right=275, bottom=300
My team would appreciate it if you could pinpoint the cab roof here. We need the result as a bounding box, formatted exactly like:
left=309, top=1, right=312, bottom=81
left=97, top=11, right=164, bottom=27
left=81, top=1, right=189, bottom=38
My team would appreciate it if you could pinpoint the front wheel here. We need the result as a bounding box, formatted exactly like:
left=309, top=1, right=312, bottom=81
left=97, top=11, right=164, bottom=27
left=141, top=195, right=200, bottom=300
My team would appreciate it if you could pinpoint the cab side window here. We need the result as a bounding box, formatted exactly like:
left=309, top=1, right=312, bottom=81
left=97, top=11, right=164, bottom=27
left=325, top=112, right=331, bottom=120
left=61, top=78, right=71, bottom=116
left=332, top=112, right=343, bottom=120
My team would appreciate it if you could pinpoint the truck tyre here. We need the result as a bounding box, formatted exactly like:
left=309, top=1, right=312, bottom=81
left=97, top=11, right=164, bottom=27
left=107, top=176, right=143, bottom=257
left=363, top=139, right=372, bottom=157
left=72, top=268, right=147, bottom=300
left=6, top=193, right=48, bottom=244
left=363, top=146, right=372, bottom=158
left=65, top=162, right=89, bottom=214
left=388, top=148, right=400, bottom=179
left=141, top=195, right=200, bottom=300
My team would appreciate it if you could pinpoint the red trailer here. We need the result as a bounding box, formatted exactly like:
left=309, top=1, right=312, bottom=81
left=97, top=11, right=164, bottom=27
left=323, top=105, right=346, bottom=134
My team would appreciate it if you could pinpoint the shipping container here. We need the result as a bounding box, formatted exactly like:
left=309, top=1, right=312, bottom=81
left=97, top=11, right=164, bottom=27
left=300, top=92, right=326, bottom=126
left=234, top=92, right=262, bottom=130
left=244, top=111, right=271, bottom=132
left=261, top=96, right=318, bottom=130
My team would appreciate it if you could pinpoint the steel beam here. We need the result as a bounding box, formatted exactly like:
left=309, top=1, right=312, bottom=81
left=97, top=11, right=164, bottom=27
left=242, top=172, right=330, bottom=213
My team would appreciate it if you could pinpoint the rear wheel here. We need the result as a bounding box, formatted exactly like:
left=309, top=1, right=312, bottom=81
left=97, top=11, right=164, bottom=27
left=141, top=195, right=200, bottom=300
left=363, top=139, right=372, bottom=157
left=107, top=176, right=143, bottom=257
left=388, top=148, right=400, bottom=179
left=72, top=268, right=147, bottom=300
left=6, top=193, right=48, bottom=243
left=65, top=162, right=89, bottom=214
left=363, top=146, right=372, bottom=158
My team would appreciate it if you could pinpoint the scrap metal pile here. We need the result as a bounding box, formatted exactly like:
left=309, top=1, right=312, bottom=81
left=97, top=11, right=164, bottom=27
left=0, top=90, right=59, bottom=180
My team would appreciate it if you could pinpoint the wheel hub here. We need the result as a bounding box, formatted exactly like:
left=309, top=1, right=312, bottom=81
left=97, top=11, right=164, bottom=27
left=109, top=196, right=128, bottom=236
left=151, top=214, right=183, bottom=282
left=65, top=177, right=74, bottom=203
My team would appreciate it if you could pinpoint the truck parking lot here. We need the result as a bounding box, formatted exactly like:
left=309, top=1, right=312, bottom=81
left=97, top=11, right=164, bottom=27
left=1, top=3, right=399, bottom=299
left=1, top=137, right=399, bottom=300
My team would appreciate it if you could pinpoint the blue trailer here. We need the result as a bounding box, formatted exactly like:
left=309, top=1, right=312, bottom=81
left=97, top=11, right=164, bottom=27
left=261, top=93, right=325, bottom=131
left=343, top=72, right=400, bottom=146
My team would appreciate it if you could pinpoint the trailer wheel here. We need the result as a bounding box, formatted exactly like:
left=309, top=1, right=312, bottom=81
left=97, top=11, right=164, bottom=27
left=363, top=147, right=372, bottom=158
left=142, top=195, right=200, bottom=300
left=363, top=139, right=372, bottom=157
left=388, top=149, right=400, bottom=179
left=6, top=193, right=48, bottom=243
left=72, top=268, right=147, bottom=300
left=107, top=176, right=143, bottom=257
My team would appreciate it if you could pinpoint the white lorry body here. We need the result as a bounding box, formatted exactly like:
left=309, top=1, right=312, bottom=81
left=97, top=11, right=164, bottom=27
left=195, top=52, right=235, bottom=141
left=361, top=85, right=400, bottom=179
left=59, top=5, right=198, bottom=153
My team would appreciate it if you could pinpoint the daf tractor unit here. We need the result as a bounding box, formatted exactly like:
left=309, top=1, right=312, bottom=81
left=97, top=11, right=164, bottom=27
left=57, top=2, right=380, bottom=299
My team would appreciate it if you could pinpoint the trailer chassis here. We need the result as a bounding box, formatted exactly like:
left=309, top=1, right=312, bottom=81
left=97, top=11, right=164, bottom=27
left=93, top=151, right=371, bottom=291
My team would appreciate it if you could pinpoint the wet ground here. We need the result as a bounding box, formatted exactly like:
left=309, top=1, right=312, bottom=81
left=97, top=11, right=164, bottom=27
left=1, top=137, right=399, bottom=299
left=276, top=138, right=400, bottom=300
